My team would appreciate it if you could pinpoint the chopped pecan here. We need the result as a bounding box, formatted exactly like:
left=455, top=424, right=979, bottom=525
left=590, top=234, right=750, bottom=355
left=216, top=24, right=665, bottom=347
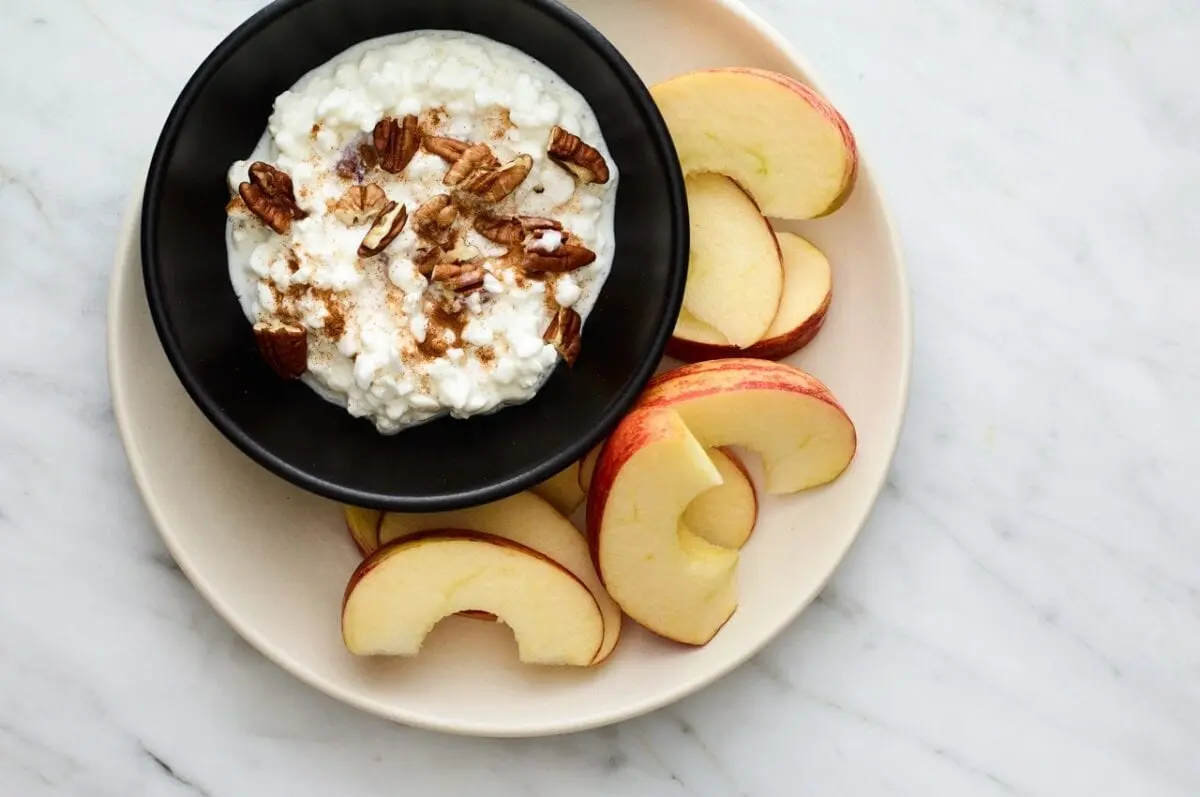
left=548, top=126, right=610, bottom=185
left=459, top=154, right=533, bottom=203
left=253, top=320, right=308, bottom=378
left=373, top=115, right=421, bottom=174
left=412, top=194, right=458, bottom=243
left=331, top=183, right=388, bottom=226
left=424, top=136, right=470, bottom=163
left=358, top=201, right=408, bottom=257
left=413, top=245, right=443, bottom=277
left=238, top=162, right=308, bottom=234
left=359, top=142, right=380, bottom=170
left=444, top=143, right=498, bottom=186
left=543, top=307, right=582, bottom=366
left=431, top=263, right=486, bottom=293
left=524, top=242, right=597, bottom=273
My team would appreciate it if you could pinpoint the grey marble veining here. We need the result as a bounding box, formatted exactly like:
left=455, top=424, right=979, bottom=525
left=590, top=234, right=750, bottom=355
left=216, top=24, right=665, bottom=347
left=1, top=0, right=1198, bottom=794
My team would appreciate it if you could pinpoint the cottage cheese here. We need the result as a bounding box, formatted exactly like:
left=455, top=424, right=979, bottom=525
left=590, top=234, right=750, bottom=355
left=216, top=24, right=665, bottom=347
left=226, top=31, right=617, bottom=433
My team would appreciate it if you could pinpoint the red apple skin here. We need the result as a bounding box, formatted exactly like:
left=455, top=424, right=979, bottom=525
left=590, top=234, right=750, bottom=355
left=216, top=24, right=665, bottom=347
left=666, top=289, right=831, bottom=363
left=643, top=359, right=847, bottom=416
left=711, top=67, right=859, bottom=216
left=342, top=529, right=597, bottom=632
left=638, top=360, right=857, bottom=485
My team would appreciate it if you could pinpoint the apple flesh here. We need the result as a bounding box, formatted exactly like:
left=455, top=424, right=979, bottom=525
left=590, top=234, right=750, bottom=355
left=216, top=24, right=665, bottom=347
left=640, top=359, right=857, bottom=494
left=681, top=173, right=783, bottom=348
left=587, top=407, right=739, bottom=645
left=531, top=462, right=586, bottom=516
left=578, top=443, right=603, bottom=494
left=652, top=68, right=858, bottom=219
left=682, top=448, right=758, bottom=550
left=343, top=505, right=382, bottom=556
left=342, top=531, right=604, bottom=666
left=378, top=491, right=621, bottom=663
left=668, top=232, right=832, bottom=362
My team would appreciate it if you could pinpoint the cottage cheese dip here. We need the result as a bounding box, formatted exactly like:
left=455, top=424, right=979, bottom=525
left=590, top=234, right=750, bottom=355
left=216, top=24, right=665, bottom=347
left=225, top=31, right=618, bottom=433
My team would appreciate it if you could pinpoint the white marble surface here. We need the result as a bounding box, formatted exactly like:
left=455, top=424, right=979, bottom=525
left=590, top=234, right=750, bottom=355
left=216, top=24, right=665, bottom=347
left=1, top=0, right=1198, bottom=793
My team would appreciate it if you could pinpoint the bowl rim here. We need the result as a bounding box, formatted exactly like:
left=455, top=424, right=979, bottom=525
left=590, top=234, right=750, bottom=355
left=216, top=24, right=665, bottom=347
left=139, top=0, right=690, bottom=511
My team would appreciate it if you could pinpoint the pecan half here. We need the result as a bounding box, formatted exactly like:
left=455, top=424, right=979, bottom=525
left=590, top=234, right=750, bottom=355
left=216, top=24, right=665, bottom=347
left=331, top=183, right=388, bottom=226
left=373, top=115, right=421, bottom=174
left=431, top=263, right=486, bottom=293
left=358, top=200, right=408, bottom=257
left=548, top=126, right=610, bottom=185
left=444, top=143, right=498, bottom=187
left=473, top=213, right=524, bottom=244
left=253, top=320, right=308, bottom=378
left=474, top=214, right=563, bottom=244
left=424, top=136, right=470, bottom=163
left=520, top=216, right=563, bottom=232
left=238, top=162, right=307, bottom=234
left=524, top=242, right=597, bottom=273
left=543, top=307, right=582, bottom=366
left=459, top=154, right=534, bottom=203
left=412, top=194, right=458, bottom=243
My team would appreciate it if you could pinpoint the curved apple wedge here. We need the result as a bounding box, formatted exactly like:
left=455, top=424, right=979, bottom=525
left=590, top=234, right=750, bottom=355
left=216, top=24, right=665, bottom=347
left=342, top=531, right=604, bottom=666
left=652, top=68, right=858, bottom=219
left=343, top=506, right=382, bottom=556
left=683, top=448, right=758, bottom=550
left=378, top=492, right=622, bottom=663
left=669, top=232, right=832, bottom=363
left=531, top=462, right=586, bottom=516
left=641, top=360, right=857, bottom=494
left=587, top=407, right=739, bottom=645
left=681, top=173, right=783, bottom=348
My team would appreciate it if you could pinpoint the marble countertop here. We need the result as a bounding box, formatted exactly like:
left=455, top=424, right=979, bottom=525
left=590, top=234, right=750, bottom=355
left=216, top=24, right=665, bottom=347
left=2, top=0, right=1198, bottom=794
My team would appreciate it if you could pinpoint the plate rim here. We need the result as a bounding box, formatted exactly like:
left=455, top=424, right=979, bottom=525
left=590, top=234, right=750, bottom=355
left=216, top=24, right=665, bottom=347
left=108, top=0, right=912, bottom=737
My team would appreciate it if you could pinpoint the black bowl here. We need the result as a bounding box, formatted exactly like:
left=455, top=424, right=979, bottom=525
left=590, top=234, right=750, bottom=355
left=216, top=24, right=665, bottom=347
left=142, top=0, right=687, bottom=511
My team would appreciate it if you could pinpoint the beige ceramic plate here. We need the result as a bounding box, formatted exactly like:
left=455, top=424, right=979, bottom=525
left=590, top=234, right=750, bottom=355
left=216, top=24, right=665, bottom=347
left=109, top=0, right=910, bottom=737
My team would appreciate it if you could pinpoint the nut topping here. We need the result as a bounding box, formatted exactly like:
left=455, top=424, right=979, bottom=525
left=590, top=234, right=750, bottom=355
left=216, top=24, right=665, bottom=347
left=331, top=183, right=388, bottom=226
left=431, top=263, right=486, bottom=293
left=459, top=154, right=534, bottom=203
left=473, top=213, right=524, bottom=244
left=523, top=242, right=597, bottom=273
left=424, top=136, right=470, bottom=163
left=474, top=214, right=564, bottom=244
left=253, top=320, right=308, bottom=378
left=412, top=195, right=459, bottom=243
left=547, top=126, right=610, bottom=185
left=357, top=200, right=408, bottom=257
left=373, top=115, right=421, bottom=174
left=543, top=307, right=582, bottom=366
left=238, top=162, right=308, bottom=234
left=444, top=143, right=499, bottom=186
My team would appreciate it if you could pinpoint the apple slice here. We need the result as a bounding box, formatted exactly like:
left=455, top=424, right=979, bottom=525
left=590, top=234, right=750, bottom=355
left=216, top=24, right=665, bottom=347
left=342, top=531, right=604, bottom=666
left=652, top=68, right=858, bottom=219
left=681, top=173, right=783, bottom=348
left=578, top=443, right=603, bottom=493
left=640, top=359, right=856, bottom=494
left=343, top=505, right=382, bottom=556
left=669, top=233, right=832, bottom=362
left=378, top=492, right=621, bottom=663
left=682, top=448, right=758, bottom=549
left=587, top=407, right=738, bottom=645
left=531, top=461, right=586, bottom=515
